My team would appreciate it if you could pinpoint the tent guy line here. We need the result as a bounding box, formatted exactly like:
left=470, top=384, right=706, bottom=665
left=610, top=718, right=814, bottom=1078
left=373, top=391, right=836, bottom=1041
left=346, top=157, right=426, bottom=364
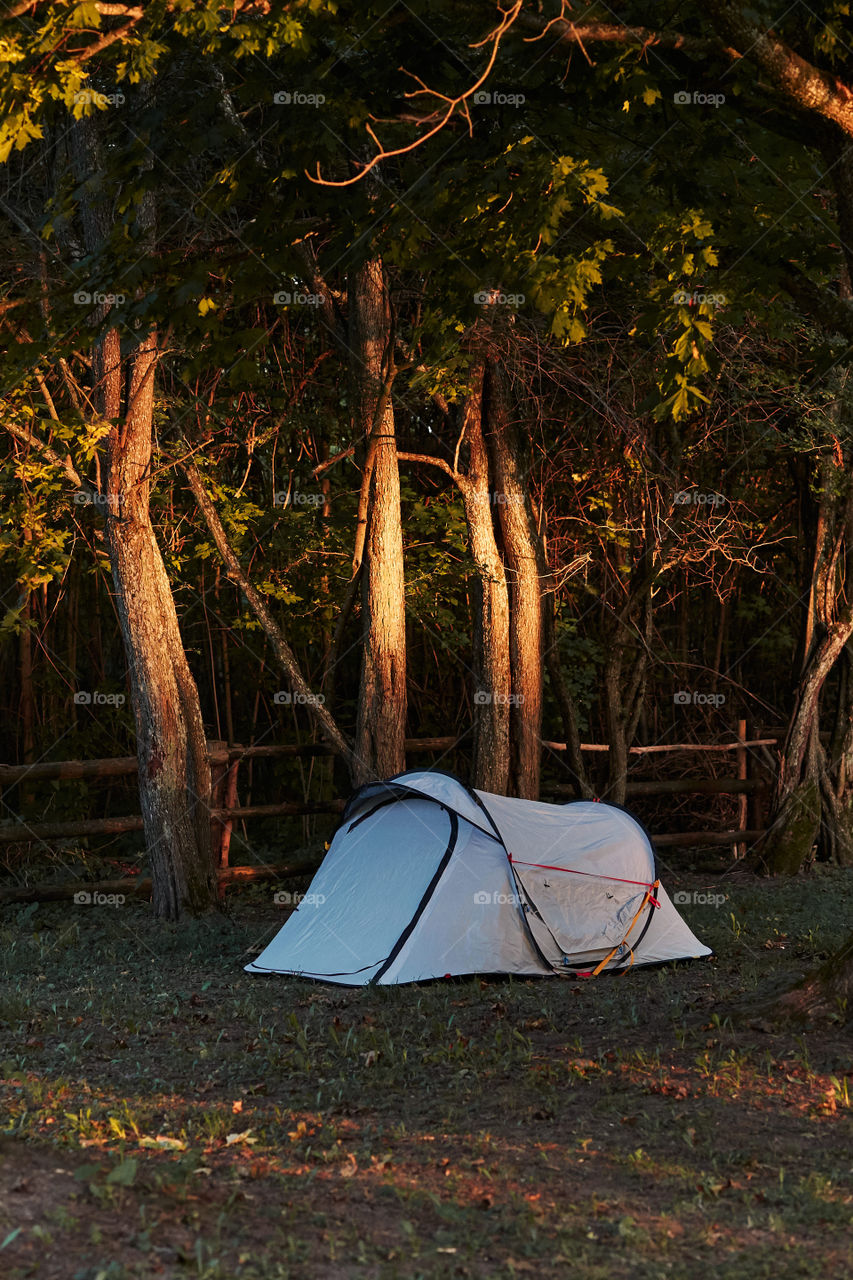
left=507, top=854, right=657, bottom=889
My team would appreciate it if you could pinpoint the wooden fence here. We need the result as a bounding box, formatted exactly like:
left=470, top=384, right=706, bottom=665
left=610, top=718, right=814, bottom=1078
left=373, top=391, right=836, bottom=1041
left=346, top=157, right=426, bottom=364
left=0, top=727, right=778, bottom=903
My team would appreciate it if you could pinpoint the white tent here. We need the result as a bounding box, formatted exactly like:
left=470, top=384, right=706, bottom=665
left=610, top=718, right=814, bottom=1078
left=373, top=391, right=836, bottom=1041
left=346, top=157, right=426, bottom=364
left=246, top=770, right=711, bottom=985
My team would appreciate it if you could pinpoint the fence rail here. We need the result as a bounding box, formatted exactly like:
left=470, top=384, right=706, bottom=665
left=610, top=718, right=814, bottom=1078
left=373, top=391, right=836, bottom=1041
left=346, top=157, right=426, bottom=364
left=0, top=734, right=782, bottom=788
left=0, top=859, right=322, bottom=905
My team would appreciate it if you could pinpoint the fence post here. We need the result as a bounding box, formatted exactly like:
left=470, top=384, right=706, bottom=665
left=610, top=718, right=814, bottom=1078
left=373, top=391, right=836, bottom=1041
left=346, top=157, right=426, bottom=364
left=208, top=740, right=229, bottom=864
left=219, top=757, right=240, bottom=873
left=736, top=719, right=747, bottom=858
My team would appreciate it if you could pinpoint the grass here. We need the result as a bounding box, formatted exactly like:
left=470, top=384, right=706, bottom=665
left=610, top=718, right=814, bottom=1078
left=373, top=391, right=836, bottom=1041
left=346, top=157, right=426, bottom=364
left=0, top=864, right=851, bottom=1278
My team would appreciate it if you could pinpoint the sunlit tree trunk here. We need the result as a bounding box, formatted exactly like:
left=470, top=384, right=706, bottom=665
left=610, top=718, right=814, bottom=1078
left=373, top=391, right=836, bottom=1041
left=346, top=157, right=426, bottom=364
left=107, top=332, right=217, bottom=917
left=459, top=359, right=511, bottom=793
left=485, top=359, right=543, bottom=799
left=350, top=258, right=407, bottom=783
left=72, top=115, right=217, bottom=918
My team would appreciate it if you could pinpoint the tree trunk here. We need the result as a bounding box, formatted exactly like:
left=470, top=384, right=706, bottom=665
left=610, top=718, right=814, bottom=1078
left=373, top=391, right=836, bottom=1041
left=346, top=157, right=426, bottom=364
left=106, top=332, right=217, bottom=918
left=601, top=644, right=630, bottom=807
left=543, top=589, right=594, bottom=799
left=755, top=446, right=853, bottom=875
left=772, top=930, right=853, bottom=1022
left=71, top=113, right=218, bottom=918
left=17, top=569, right=35, bottom=811
left=602, top=588, right=653, bottom=807
left=350, top=258, right=407, bottom=784
left=484, top=359, right=543, bottom=799
left=828, top=646, right=853, bottom=866
left=458, top=359, right=511, bottom=793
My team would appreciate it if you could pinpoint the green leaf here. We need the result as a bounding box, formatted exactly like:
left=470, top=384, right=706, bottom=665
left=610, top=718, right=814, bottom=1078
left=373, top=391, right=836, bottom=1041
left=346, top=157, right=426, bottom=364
left=106, top=1157, right=138, bottom=1186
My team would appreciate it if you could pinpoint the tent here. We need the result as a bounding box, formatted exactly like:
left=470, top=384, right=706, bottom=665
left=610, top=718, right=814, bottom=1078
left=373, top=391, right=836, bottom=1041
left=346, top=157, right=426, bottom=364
left=246, top=770, right=711, bottom=985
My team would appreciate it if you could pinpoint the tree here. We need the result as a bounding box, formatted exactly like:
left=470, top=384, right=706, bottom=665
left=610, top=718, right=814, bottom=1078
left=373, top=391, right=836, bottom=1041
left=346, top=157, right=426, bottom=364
left=0, top=2, right=327, bottom=913
left=4, top=103, right=221, bottom=918
left=397, top=350, right=513, bottom=793
left=349, top=257, right=408, bottom=784
left=484, top=355, right=543, bottom=798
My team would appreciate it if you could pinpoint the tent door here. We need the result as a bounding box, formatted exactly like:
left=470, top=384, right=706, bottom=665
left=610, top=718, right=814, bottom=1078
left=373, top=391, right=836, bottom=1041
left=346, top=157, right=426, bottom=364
left=511, top=865, right=650, bottom=971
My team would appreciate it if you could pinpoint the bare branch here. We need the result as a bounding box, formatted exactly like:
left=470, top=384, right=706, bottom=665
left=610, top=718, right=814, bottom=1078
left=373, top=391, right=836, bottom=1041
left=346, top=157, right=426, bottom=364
left=312, top=445, right=355, bottom=477
left=2, top=2, right=42, bottom=18
left=397, top=452, right=460, bottom=484
left=2, top=418, right=94, bottom=497
left=307, top=1, right=522, bottom=187
left=70, top=17, right=140, bottom=62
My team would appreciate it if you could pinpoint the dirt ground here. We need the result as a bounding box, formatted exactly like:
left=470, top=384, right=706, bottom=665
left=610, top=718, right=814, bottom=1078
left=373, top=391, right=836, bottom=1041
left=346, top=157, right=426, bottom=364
left=1, top=866, right=851, bottom=1278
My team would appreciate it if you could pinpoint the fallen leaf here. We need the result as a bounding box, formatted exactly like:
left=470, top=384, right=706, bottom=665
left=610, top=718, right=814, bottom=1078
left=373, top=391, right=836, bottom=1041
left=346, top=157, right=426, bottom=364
left=140, top=1135, right=186, bottom=1151
left=225, top=1130, right=257, bottom=1146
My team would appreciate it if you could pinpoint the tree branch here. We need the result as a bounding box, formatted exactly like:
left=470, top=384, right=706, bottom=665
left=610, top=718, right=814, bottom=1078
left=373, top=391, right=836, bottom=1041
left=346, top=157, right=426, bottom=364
left=182, top=457, right=359, bottom=778
left=2, top=418, right=101, bottom=501
left=396, top=452, right=460, bottom=484
left=70, top=18, right=141, bottom=62
left=312, top=445, right=355, bottom=477
left=307, top=1, right=522, bottom=186
left=2, top=2, right=42, bottom=18
left=705, top=1, right=853, bottom=137
left=515, top=11, right=732, bottom=59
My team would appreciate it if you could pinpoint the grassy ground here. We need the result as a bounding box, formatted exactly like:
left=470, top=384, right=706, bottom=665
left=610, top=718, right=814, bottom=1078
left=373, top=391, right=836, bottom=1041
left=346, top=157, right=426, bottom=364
left=0, top=864, right=851, bottom=1279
